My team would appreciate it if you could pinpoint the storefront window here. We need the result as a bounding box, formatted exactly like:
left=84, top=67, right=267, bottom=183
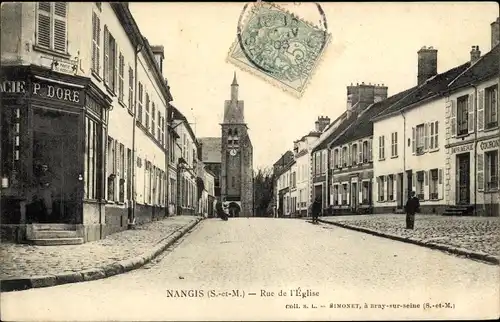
left=1, top=106, right=20, bottom=188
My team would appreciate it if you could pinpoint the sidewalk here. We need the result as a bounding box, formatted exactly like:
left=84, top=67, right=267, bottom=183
left=0, top=215, right=203, bottom=292
left=319, top=214, right=500, bottom=264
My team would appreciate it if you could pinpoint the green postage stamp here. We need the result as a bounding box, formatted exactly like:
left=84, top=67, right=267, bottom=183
left=227, top=2, right=331, bottom=98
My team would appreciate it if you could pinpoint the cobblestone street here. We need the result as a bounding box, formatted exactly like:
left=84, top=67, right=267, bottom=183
left=320, top=215, right=500, bottom=259
left=0, top=216, right=200, bottom=280
left=2, top=218, right=498, bottom=321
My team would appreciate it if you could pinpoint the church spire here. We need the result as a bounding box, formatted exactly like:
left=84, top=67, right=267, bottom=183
left=231, top=71, right=238, bottom=86
left=231, top=72, right=238, bottom=101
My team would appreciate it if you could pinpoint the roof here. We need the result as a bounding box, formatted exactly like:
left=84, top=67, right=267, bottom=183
left=332, top=87, right=416, bottom=147
left=273, top=150, right=294, bottom=167
left=312, top=112, right=358, bottom=152
left=198, top=137, right=222, bottom=163
left=294, top=131, right=321, bottom=143
left=373, top=62, right=471, bottom=120
left=170, top=105, right=198, bottom=144
left=448, top=44, right=500, bottom=90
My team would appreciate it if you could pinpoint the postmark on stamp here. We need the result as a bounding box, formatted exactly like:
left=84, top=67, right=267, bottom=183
left=226, top=2, right=331, bottom=98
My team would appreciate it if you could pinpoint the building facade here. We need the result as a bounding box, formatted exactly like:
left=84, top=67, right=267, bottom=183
left=293, top=129, right=321, bottom=217
left=1, top=2, right=172, bottom=243
left=444, top=29, right=499, bottom=216
left=220, top=73, right=254, bottom=217
left=171, top=106, right=198, bottom=216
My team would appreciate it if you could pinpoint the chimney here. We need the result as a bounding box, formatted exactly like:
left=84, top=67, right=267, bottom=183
left=374, top=83, right=388, bottom=103
left=315, top=116, right=330, bottom=132
left=470, top=46, right=481, bottom=64
left=492, top=17, right=500, bottom=49
left=151, top=45, right=165, bottom=74
left=417, top=46, right=438, bottom=85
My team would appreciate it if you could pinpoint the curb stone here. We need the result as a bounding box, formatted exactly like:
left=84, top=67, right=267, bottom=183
left=0, top=217, right=203, bottom=292
left=318, top=219, right=499, bottom=265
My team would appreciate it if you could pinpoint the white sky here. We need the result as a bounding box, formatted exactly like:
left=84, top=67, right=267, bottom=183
left=129, top=2, right=498, bottom=170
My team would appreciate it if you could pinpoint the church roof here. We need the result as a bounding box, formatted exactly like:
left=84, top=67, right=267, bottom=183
left=198, top=137, right=222, bottom=163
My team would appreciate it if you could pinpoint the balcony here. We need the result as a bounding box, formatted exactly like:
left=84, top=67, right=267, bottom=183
left=430, top=192, right=438, bottom=200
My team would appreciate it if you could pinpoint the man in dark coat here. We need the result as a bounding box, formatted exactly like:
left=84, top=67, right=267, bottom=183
left=405, top=191, right=420, bottom=229
left=311, top=197, right=322, bottom=224
left=215, top=199, right=228, bottom=221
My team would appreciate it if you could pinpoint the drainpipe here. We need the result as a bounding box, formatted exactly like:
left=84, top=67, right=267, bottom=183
left=325, top=147, right=329, bottom=216
left=472, top=83, right=478, bottom=216
left=129, top=42, right=144, bottom=228
left=401, top=110, right=407, bottom=201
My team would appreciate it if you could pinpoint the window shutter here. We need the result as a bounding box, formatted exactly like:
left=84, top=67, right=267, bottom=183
left=358, top=140, right=363, bottom=163
left=92, top=12, right=101, bottom=73
left=477, top=153, right=484, bottom=191
left=468, top=93, right=475, bottom=133
left=37, top=3, right=51, bottom=48
left=368, top=139, right=373, bottom=161
left=347, top=144, right=351, bottom=166
left=346, top=184, right=350, bottom=206
left=435, top=121, right=439, bottom=148
left=338, top=190, right=342, bottom=205
left=424, top=123, right=429, bottom=151
left=450, top=100, right=457, bottom=137
left=477, top=90, right=485, bottom=131
left=423, top=171, right=429, bottom=200
left=103, top=26, right=109, bottom=84
left=53, top=2, right=67, bottom=52
left=392, top=176, right=397, bottom=201
left=438, top=168, right=443, bottom=200
left=358, top=187, right=363, bottom=204
left=113, top=42, right=119, bottom=92
left=412, top=127, right=416, bottom=154
left=412, top=173, right=416, bottom=193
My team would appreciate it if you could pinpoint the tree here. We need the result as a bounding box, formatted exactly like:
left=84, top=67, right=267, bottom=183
left=253, top=167, right=274, bottom=217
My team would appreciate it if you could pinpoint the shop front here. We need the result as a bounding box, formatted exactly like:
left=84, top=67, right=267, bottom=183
left=1, top=65, right=112, bottom=242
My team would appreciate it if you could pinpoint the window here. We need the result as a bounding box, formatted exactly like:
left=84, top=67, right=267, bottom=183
left=137, top=83, right=143, bottom=123
left=342, top=184, right=348, bottom=205
left=387, top=175, right=394, bottom=201
left=391, top=132, right=398, bottom=157
left=169, top=135, right=175, bottom=162
left=127, top=67, right=134, bottom=111
left=127, top=148, right=132, bottom=201
left=315, top=152, right=320, bottom=175
left=416, top=171, right=424, bottom=200
left=415, top=124, right=425, bottom=154
left=378, top=136, right=385, bottom=160
left=36, top=2, right=67, bottom=53
left=84, top=116, right=102, bottom=200
left=158, top=112, right=162, bottom=142
left=118, top=52, right=125, bottom=103
left=103, top=26, right=117, bottom=91
left=485, top=85, right=498, bottom=129
left=170, top=178, right=176, bottom=205
left=378, top=176, right=384, bottom=201
left=152, top=102, right=156, bottom=134
left=342, top=146, right=347, bottom=167
left=485, top=150, right=499, bottom=191
left=429, top=169, right=439, bottom=200
left=107, top=137, right=116, bottom=201
left=362, top=181, right=370, bottom=204
left=145, top=93, right=150, bottom=129
left=456, top=95, right=469, bottom=136
left=118, top=143, right=125, bottom=202
left=362, top=141, right=369, bottom=162
left=91, top=11, right=101, bottom=75
left=351, top=144, right=357, bottom=165
left=429, top=121, right=439, bottom=150
left=333, top=149, right=339, bottom=168
left=333, top=185, right=339, bottom=205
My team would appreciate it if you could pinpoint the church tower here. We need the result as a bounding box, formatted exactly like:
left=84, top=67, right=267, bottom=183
left=220, top=72, right=254, bottom=217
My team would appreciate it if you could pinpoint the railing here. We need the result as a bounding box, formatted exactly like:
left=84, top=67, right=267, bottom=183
left=430, top=192, right=438, bottom=200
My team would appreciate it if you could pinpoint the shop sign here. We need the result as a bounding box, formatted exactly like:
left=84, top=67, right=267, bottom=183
left=0, top=80, right=81, bottom=103
left=479, top=138, right=499, bottom=151
left=450, top=143, right=474, bottom=154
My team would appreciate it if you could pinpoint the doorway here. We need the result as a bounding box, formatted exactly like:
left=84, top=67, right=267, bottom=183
left=457, top=153, right=470, bottom=204
left=228, top=202, right=241, bottom=217
left=406, top=170, right=413, bottom=199
left=397, top=173, right=404, bottom=208
left=29, top=107, right=81, bottom=223
left=351, top=182, right=358, bottom=210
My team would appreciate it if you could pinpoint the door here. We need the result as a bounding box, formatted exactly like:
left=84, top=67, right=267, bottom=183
left=31, top=108, right=81, bottom=223
left=457, top=153, right=470, bottom=204
left=406, top=170, right=413, bottom=200
left=351, top=182, right=358, bottom=210
left=397, top=173, right=404, bottom=208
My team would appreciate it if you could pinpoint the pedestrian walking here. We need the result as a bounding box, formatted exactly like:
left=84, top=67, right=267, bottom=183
left=311, top=197, right=322, bottom=224
left=404, top=191, right=420, bottom=229
left=215, top=198, right=228, bottom=221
